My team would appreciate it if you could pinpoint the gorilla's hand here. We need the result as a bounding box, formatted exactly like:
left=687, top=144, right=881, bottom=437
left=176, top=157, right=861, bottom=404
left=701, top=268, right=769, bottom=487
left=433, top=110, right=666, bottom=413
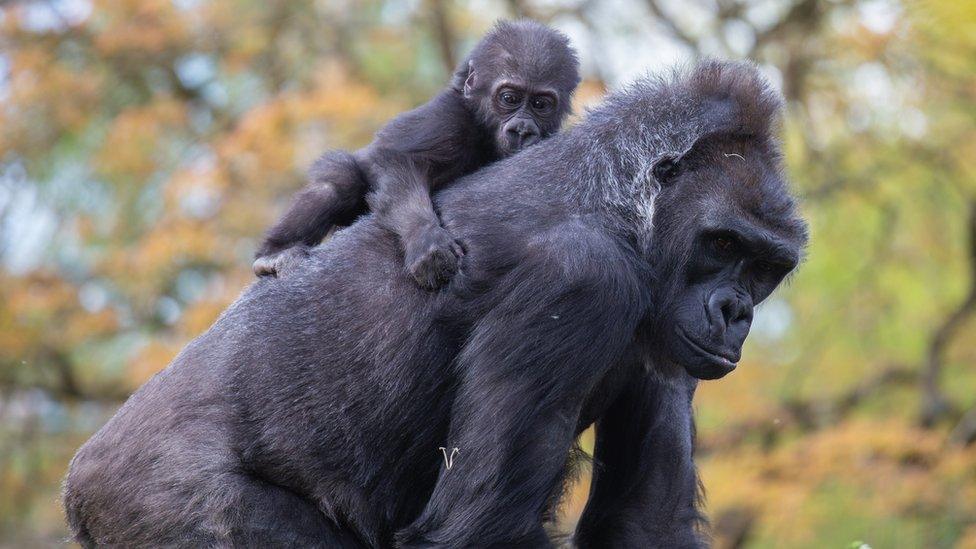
left=252, top=244, right=311, bottom=278
left=404, top=224, right=464, bottom=290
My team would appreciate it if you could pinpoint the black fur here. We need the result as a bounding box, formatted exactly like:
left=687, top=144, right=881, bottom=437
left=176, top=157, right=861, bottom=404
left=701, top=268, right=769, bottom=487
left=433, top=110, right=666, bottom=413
left=63, top=60, right=807, bottom=548
left=252, top=20, right=580, bottom=290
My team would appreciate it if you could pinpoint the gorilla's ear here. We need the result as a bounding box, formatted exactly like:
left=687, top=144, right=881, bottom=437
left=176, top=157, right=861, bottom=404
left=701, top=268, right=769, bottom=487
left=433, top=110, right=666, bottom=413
left=451, top=59, right=476, bottom=96
left=644, top=59, right=783, bottom=171
left=691, top=60, right=783, bottom=142
left=463, top=61, right=477, bottom=99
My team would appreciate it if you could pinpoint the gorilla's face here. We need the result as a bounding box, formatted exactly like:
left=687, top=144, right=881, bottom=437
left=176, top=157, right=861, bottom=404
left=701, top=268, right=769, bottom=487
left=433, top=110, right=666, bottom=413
left=648, top=139, right=806, bottom=380
left=663, top=228, right=796, bottom=380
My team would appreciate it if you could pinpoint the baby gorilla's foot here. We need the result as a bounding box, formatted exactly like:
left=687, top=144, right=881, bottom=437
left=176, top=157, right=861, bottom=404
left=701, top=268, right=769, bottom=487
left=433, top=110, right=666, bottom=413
left=404, top=225, right=464, bottom=290
left=253, top=245, right=311, bottom=278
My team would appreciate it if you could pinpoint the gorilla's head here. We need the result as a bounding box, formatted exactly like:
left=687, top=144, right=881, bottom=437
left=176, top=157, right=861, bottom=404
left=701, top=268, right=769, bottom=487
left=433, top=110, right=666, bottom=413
left=575, top=60, right=808, bottom=381
left=452, top=20, right=580, bottom=156
left=646, top=134, right=807, bottom=380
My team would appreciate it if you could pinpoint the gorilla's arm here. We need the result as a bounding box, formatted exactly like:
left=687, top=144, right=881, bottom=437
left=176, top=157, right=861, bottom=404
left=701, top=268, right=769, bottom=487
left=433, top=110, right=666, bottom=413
left=575, top=372, right=706, bottom=548
left=366, top=150, right=464, bottom=291
left=397, top=228, right=645, bottom=547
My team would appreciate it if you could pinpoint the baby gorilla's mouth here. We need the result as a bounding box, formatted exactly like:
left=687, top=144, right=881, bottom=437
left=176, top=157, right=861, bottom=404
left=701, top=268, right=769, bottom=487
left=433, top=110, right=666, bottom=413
left=497, top=136, right=526, bottom=156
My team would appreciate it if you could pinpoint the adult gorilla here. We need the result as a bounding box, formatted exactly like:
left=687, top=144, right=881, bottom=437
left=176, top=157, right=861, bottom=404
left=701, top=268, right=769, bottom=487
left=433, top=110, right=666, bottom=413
left=64, top=60, right=807, bottom=548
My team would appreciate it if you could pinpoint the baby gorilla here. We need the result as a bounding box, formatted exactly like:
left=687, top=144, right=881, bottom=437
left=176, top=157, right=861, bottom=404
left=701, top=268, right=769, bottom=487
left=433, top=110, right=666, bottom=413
left=253, top=20, right=580, bottom=289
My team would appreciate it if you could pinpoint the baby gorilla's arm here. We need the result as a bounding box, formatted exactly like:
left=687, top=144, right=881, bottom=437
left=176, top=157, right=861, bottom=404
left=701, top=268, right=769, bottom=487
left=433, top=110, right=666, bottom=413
left=360, top=90, right=488, bottom=290
left=366, top=151, right=464, bottom=290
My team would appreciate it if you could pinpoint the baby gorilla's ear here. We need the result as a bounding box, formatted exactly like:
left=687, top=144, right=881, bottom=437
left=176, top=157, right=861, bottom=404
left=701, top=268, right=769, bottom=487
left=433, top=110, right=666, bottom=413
left=463, top=61, right=478, bottom=99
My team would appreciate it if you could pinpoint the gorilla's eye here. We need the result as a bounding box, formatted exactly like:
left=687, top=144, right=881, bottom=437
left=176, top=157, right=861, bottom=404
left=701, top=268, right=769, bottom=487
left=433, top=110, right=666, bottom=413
left=530, top=96, right=553, bottom=113
left=499, top=91, right=522, bottom=107
left=652, top=157, right=681, bottom=185
left=711, top=234, right=737, bottom=255
left=754, top=260, right=777, bottom=274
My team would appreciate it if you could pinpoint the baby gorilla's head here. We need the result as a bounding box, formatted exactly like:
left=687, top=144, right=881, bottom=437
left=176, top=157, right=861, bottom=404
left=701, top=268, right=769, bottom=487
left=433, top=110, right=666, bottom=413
left=453, top=20, right=580, bottom=156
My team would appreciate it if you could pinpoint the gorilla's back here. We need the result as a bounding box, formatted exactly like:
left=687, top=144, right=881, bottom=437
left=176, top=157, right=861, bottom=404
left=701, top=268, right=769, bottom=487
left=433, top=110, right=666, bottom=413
left=63, top=136, right=577, bottom=545
left=63, top=217, right=470, bottom=545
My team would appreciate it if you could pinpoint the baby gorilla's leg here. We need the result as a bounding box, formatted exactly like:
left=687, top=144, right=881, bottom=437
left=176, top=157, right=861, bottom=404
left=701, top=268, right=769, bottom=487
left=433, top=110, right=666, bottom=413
left=254, top=151, right=368, bottom=277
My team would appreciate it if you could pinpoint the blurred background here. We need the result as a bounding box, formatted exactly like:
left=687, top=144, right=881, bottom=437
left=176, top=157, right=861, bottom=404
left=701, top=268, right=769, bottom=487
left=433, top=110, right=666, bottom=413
left=1, top=0, right=974, bottom=546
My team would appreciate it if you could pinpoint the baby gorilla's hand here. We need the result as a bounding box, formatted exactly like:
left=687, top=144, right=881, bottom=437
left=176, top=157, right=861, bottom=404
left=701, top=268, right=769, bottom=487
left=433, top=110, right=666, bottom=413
left=404, top=225, right=464, bottom=290
left=252, top=244, right=311, bottom=278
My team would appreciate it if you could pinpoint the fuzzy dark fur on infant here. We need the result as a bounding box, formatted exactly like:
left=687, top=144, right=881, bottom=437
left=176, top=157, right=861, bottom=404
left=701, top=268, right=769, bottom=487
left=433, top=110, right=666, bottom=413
left=252, top=20, right=580, bottom=291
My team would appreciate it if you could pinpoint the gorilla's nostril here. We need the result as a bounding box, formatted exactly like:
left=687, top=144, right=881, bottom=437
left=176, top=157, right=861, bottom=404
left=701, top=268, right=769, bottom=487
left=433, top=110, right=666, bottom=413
left=708, top=289, right=753, bottom=333
left=735, top=307, right=753, bottom=325
left=720, top=300, right=738, bottom=324
left=727, top=303, right=750, bottom=325
left=505, top=125, right=541, bottom=151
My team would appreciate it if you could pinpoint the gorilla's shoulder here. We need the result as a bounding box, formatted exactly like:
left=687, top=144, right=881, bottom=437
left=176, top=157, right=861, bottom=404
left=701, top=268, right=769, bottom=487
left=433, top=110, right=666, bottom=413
left=524, top=218, right=644, bottom=285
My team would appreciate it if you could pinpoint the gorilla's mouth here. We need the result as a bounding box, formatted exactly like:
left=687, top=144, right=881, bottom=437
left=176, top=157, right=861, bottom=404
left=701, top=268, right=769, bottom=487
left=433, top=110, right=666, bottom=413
left=677, top=328, right=738, bottom=380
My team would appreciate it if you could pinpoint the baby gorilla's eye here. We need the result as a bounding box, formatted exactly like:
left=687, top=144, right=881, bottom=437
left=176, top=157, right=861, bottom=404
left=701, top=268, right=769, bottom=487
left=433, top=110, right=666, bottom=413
left=500, top=91, right=522, bottom=106
left=530, top=96, right=553, bottom=112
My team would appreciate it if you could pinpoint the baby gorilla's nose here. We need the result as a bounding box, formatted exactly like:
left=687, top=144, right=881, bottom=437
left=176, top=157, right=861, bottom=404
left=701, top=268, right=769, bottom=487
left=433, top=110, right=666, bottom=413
left=504, top=119, right=540, bottom=150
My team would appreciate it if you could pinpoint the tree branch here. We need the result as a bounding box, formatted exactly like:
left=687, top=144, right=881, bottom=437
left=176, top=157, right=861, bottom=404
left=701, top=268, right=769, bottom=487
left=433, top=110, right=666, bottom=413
left=749, top=0, right=824, bottom=56
left=920, top=198, right=976, bottom=426
left=644, top=0, right=699, bottom=51
left=700, top=365, right=918, bottom=453
left=949, top=406, right=976, bottom=446
left=427, top=0, right=457, bottom=74
left=504, top=0, right=590, bottom=21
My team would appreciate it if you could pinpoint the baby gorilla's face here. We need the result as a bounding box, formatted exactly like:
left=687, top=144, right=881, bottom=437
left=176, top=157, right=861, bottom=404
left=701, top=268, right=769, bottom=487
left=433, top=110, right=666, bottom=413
left=457, top=21, right=580, bottom=157
left=488, top=81, right=560, bottom=156
left=460, top=30, right=579, bottom=157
